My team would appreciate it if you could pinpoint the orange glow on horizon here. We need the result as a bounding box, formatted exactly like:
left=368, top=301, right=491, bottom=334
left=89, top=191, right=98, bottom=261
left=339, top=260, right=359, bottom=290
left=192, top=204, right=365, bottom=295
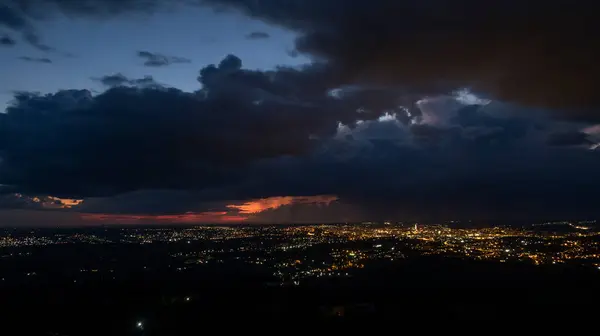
left=227, top=195, right=338, bottom=214
left=46, top=196, right=84, bottom=208
left=81, top=211, right=247, bottom=224
left=81, top=195, right=338, bottom=224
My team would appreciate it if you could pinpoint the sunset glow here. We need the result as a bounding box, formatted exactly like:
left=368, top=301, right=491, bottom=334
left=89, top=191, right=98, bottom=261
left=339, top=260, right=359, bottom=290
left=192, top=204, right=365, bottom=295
left=81, top=211, right=247, bottom=224
left=46, top=196, right=84, bottom=209
left=79, top=195, right=338, bottom=224
left=227, top=195, right=338, bottom=214
left=15, top=194, right=84, bottom=209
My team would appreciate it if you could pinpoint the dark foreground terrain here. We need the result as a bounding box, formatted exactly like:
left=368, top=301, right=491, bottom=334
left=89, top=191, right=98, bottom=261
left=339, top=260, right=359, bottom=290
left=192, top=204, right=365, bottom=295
left=2, top=257, right=599, bottom=335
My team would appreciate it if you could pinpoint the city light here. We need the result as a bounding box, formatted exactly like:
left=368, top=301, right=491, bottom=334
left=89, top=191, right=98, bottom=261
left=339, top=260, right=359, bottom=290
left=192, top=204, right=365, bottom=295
left=1, top=221, right=599, bottom=286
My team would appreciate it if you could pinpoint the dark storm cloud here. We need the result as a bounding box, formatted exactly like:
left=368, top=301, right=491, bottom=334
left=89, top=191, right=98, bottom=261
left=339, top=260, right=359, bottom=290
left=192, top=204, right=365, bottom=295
left=9, top=0, right=598, bottom=114
left=92, top=73, right=161, bottom=87
left=245, top=31, right=269, bottom=39
left=18, top=55, right=52, bottom=63
left=2, top=0, right=600, bottom=220
left=546, top=131, right=594, bottom=147
left=72, top=98, right=600, bottom=220
left=237, top=114, right=600, bottom=220
left=0, top=55, right=395, bottom=199
left=137, top=51, right=192, bottom=67
left=204, top=0, right=600, bottom=117
left=1, top=34, right=16, bottom=46
left=2, top=62, right=599, bottom=219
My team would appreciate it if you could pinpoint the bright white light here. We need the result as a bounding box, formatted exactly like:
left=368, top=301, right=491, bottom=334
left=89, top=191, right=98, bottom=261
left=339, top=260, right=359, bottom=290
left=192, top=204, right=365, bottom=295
left=136, top=322, right=143, bottom=329
left=377, top=112, right=396, bottom=122
left=185, top=297, right=191, bottom=301
left=335, top=122, right=351, bottom=136
left=453, top=88, right=491, bottom=105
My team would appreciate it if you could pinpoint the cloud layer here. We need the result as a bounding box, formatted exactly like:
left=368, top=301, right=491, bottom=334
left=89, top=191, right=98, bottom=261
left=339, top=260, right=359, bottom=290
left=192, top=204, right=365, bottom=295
left=92, top=73, right=161, bottom=87
left=245, top=31, right=270, bottom=39
left=2, top=1, right=600, bottom=223
left=4, top=1, right=599, bottom=114
left=2, top=53, right=599, bottom=221
left=205, top=0, right=600, bottom=116
left=18, top=56, right=52, bottom=63
left=137, top=51, right=191, bottom=67
left=0, top=55, right=394, bottom=198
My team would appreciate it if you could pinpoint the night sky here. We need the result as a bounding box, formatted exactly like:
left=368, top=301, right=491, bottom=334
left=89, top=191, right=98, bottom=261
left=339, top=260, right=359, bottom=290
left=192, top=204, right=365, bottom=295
left=1, top=0, right=599, bottom=226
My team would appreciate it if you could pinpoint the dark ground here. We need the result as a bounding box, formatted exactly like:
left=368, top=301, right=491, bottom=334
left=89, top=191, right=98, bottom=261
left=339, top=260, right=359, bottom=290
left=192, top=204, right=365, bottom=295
left=2, top=256, right=598, bottom=335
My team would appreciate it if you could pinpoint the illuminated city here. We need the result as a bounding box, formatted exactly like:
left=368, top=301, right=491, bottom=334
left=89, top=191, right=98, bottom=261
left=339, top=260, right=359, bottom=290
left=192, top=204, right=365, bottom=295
left=2, top=0, right=599, bottom=333
left=2, top=221, right=599, bottom=286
